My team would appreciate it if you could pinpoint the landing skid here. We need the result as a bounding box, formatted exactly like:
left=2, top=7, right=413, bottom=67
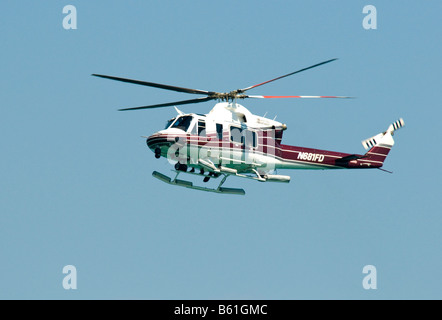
left=152, top=171, right=246, bottom=195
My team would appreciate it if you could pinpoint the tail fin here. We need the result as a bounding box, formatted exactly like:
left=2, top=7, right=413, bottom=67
left=361, top=118, right=404, bottom=166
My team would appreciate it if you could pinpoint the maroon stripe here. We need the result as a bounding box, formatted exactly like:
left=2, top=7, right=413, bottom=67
left=368, top=146, right=391, bottom=156
left=365, top=154, right=387, bottom=162
left=148, top=133, right=388, bottom=169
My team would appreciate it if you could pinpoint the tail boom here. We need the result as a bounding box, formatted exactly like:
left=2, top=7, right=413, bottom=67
left=275, top=118, right=404, bottom=170
left=276, top=145, right=380, bottom=170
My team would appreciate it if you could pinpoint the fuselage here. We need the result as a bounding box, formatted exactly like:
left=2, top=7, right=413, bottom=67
left=146, top=102, right=383, bottom=175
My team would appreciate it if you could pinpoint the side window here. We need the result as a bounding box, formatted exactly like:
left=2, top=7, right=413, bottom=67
left=198, top=120, right=206, bottom=136
left=244, top=130, right=257, bottom=148
left=216, top=123, right=223, bottom=140
left=230, top=126, right=243, bottom=144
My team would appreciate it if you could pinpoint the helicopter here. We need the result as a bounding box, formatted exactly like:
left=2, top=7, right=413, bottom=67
left=93, top=59, right=404, bottom=195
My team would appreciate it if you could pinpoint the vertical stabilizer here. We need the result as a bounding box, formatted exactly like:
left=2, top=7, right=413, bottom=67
left=361, top=118, right=404, bottom=166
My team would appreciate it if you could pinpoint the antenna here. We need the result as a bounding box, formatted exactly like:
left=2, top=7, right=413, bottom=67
left=377, top=168, right=393, bottom=174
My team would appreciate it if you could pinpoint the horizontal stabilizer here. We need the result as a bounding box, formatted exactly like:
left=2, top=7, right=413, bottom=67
left=338, top=154, right=365, bottom=162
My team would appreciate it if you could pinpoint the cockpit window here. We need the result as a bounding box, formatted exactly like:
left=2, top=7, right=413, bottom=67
left=164, top=118, right=176, bottom=129
left=171, top=115, right=193, bottom=132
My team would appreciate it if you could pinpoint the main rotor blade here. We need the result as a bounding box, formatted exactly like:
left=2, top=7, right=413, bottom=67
left=246, top=95, right=353, bottom=99
left=92, top=74, right=210, bottom=95
left=240, top=58, right=338, bottom=92
left=118, top=96, right=215, bottom=111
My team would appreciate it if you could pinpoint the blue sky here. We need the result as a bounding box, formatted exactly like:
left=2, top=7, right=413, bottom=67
left=1, top=1, right=441, bottom=299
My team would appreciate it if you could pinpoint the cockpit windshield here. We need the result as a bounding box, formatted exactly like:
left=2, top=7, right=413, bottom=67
left=170, top=115, right=194, bottom=132
left=164, top=118, right=176, bottom=129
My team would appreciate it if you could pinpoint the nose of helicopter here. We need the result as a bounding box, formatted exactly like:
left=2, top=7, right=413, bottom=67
left=146, top=132, right=159, bottom=149
left=146, top=132, right=166, bottom=150
left=146, top=132, right=166, bottom=159
left=146, top=130, right=181, bottom=158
